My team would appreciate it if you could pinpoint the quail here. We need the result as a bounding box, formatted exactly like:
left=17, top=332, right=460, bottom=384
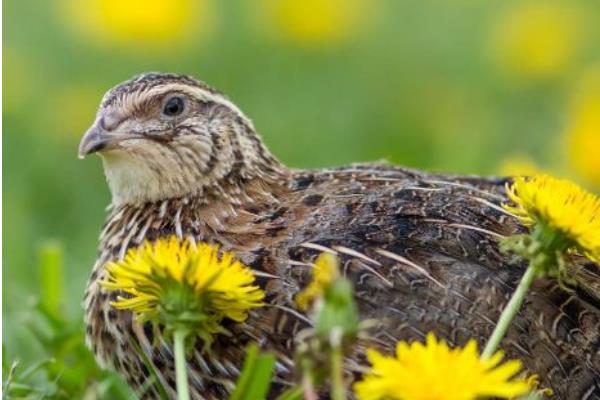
left=80, top=73, right=600, bottom=399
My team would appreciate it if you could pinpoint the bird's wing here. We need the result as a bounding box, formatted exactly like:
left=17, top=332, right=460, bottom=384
left=275, top=166, right=600, bottom=397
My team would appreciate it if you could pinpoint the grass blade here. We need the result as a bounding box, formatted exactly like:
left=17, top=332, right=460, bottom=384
left=275, top=386, right=303, bottom=400
left=38, top=241, right=63, bottom=318
left=229, top=344, right=275, bottom=400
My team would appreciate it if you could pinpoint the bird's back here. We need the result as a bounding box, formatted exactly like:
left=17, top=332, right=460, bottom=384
left=85, top=163, right=600, bottom=399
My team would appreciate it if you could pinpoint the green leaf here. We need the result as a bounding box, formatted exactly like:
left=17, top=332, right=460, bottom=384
left=275, top=386, right=303, bottom=400
left=229, top=344, right=275, bottom=400
left=315, top=279, right=359, bottom=338
left=2, top=361, right=18, bottom=399
left=38, top=241, right=63, bottom=319
left=18, top=358, right=56, bottom=381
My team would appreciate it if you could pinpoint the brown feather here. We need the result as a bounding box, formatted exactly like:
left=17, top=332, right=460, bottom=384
left=83, top=74, right=600, bottom=399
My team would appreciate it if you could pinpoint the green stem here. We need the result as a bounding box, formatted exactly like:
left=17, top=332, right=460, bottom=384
left=174, top=329, right=190, bottom=400
left=297, top=342, right=317, bottom=400
left=482, top=263, right=539, bottom=359
left=301, top=368, right=317, bottom=400
left=330, top=340, right=345, bottom=400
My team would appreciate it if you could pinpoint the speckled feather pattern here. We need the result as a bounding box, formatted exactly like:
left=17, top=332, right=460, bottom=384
left=83, top=74, right=600, bottom=400
left=84, top=165, right=600, bottom=399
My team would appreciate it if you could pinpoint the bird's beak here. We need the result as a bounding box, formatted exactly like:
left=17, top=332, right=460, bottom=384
left=79, top=124, right=144, bottom=158
left=78, top=124, right=115, bottom=158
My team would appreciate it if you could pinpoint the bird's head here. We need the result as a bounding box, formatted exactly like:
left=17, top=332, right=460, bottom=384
left=79, top=73, right=285, bottom=206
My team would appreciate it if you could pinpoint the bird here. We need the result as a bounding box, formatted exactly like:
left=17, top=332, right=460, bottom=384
left=80, top=73, right=600, bottom=399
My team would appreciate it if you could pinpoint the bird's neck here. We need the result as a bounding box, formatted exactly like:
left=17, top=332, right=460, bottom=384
left=102, top=144, right=291, bottom=207
left=108, top=167, right=291, bottom=208
left=100, top=174, right=293, bottom=260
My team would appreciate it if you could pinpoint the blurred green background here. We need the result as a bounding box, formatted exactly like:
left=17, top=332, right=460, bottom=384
left=4, top=0, right=600, bottom=396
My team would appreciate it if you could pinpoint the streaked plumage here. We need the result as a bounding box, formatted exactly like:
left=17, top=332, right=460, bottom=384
left=81, top=73, right=600, bottom=399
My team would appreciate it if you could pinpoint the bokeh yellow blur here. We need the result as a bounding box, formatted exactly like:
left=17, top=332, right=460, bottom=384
left=497, top=155, right=541, bottom=177
left=4, top=1, right=600, bottom=395
left=565, top=67, right=600, bottom=187
left=253, top=0, right=375, bottom=47
left=488, top=1, right=585, bottom=80
left=60, top=0, right=214, bottom=48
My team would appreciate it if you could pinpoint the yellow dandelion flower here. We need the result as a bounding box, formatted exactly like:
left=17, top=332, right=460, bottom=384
left=59, top=0, right=214, bottom=49
left=102, top=237, right=264, bottom=338
left=252, top=0, right=376, bottom=47
left=504, top=174, right=600, bottom=264
left=488, top=1, right=584, bottom=80
left=354, top=333, right=531, bottom=400
left=565, top=67, right=600, bottom=188
left=526, top=374, right=554, bottom=397
left=295, top=252, right=339, bottom=311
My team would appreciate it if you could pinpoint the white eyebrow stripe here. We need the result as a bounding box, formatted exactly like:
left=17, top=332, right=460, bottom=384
left=143, top=84, right=251, bottom=124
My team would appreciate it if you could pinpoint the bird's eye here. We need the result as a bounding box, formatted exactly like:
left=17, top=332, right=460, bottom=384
left=162, top=96, right=185, bottom=117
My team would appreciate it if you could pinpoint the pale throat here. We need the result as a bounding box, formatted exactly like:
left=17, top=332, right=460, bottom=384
left=100, top=150, right=284, bottom=207
left=100, top=149, right=219, bottom=206
left=99, top=128, right=289, bottom=207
